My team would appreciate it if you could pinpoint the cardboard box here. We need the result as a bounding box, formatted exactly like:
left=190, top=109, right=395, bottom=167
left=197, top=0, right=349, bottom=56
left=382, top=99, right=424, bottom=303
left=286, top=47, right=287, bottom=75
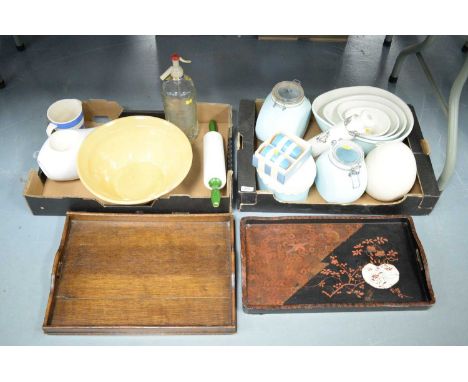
left=24, top=100, right=234, bottom=215
left=236, top=99, right=440, bottom=215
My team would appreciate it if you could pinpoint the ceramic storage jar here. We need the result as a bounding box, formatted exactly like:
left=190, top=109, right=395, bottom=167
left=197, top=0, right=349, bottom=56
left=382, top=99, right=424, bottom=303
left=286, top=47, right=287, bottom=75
left=315, top=140, right=367, bottom=203
left=255, top=81, right=312, bottom=141
left=257, top=154, right=316, bottom=203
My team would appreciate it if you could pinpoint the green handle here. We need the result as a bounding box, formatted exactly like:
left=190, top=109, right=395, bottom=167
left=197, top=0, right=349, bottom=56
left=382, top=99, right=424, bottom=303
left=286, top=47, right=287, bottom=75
left=209, top=120, right=218, bottom=132
left=209, top=178, right=222, bottom=208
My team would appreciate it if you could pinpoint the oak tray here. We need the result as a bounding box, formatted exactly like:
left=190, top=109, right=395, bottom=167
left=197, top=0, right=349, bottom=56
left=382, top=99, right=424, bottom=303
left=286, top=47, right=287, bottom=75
left=241, top=215, right=435, bottom=313
left=43, top=212, right=236, bottom=334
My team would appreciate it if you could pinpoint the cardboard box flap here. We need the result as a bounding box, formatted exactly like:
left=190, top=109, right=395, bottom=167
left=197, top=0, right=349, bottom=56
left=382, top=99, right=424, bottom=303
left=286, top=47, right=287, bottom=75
left=82, top=99, right=124, bottom=127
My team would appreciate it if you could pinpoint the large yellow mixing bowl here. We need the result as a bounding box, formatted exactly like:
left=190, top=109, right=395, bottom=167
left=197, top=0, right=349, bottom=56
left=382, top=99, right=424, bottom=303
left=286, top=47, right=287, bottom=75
left=77, top=116, right=193, bottom=205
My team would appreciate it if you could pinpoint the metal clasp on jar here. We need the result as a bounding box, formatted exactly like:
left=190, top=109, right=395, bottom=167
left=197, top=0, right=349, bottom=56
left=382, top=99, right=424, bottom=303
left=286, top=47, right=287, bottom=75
left=348, top=165, right=361, bottom=189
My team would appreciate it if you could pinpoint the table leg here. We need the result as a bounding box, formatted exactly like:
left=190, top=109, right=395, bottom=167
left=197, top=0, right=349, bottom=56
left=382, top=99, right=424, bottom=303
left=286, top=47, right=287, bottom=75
left=389, top=36, right=436, bottom=83
left=383, top=35, right=393, bottom=47
left=13, top=35, right=25, bottom=51
left=438, top=56, right=468, bottom=191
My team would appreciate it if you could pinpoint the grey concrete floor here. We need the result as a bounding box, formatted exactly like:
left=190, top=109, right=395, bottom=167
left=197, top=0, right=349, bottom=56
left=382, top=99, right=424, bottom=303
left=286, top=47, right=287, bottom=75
left=0, top=35, right=467, bottom=345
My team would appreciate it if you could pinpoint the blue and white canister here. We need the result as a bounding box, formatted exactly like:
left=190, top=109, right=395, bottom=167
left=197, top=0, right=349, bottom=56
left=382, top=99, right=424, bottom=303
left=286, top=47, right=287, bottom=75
left=315, top=140, right=367, bottom=204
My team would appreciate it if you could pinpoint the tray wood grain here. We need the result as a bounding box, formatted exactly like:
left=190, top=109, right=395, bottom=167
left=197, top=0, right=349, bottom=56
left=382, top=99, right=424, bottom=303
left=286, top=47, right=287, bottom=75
left=43, top=213, right=236, bottom=334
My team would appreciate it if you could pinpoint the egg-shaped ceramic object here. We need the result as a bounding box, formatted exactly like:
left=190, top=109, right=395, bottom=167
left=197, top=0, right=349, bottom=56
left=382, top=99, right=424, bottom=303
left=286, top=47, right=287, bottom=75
left=365, top=141, right=417, bottom=202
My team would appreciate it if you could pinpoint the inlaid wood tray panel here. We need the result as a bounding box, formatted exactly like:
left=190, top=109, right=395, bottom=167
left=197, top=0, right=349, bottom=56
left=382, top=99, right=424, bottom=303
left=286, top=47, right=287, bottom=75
left=241, top=216, right=435, bottom=313
left=43, top=212, right=236, bottom=334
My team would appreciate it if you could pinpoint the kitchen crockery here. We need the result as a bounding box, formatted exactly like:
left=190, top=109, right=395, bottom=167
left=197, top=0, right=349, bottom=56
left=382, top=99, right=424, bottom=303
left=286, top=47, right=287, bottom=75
left=309, top=111, right=375, bottom=158
left=253, top=132, right=311, bottom=184
left=257, top=154, right=316, bottom=203
left=312, top=86, right=413, bottom=135
left=341, top=107, right=390, bottom=137
left=77, top=116, right=193, bottom=205
left=338, top=100, right=400, bottom=136
left=365, top=141, right=417, bottom=202
left=203, top=120, right=226, bottom=208
left=255, top=80, right=312, bottom=141
left=46, top=99, right=84, bottom=136
left=37, top=128, right=93, bottom=181
left=335, top=97, right=407, bottom=140
left=315, top=140, right=367, bottom=203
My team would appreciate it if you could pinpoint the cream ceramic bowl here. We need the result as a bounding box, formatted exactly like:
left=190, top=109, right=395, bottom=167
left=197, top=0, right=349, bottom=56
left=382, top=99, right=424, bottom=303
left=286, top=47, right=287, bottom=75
left=77, top=116, right=193, bottom=205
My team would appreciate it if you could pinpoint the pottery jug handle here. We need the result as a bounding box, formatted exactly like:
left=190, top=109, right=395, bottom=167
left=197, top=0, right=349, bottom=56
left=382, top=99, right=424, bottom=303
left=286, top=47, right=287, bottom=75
left=46, top=123, right=57, bottom=136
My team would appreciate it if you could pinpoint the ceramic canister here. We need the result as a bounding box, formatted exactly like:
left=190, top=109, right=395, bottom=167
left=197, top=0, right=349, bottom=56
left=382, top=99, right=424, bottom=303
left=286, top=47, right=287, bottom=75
left=257, top=154, right=317, bottom=203
left=315, top=140, right=367, bottom=204
left=255, top=81, right=312, bottom=141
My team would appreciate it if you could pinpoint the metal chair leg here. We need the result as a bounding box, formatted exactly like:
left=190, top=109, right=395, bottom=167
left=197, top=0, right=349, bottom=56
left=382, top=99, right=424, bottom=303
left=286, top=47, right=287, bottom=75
left=438, top=56, right=468, bottom=191
left=13, top=35, right=25, bottom=51
left=389, top=36, right=436, bottom=83
left=383, top=35, right=393, bottom=47
left=0, top=74, right=5, bottom=89
left=463, top=41, right=468, bottom=53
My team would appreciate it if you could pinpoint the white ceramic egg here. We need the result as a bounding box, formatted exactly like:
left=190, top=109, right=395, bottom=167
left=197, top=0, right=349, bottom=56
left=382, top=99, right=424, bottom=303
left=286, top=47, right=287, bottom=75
left=365, top=141, right=417, bottom=201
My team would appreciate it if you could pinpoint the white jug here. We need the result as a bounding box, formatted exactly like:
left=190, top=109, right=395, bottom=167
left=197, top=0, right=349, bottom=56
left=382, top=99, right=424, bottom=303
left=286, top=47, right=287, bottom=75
left=37, top=128, right=94, bottom=181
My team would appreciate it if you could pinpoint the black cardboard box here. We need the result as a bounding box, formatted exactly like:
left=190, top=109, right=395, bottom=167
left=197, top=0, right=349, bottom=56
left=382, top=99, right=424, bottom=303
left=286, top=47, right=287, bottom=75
left=236, top=99, right=440, bottom=215
left=24, top=100, right=234, bottom=215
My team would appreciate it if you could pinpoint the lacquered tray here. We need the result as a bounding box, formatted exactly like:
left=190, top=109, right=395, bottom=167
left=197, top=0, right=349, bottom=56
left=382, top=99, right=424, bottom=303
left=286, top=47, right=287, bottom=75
left=241, top=215, right=435, bottom=313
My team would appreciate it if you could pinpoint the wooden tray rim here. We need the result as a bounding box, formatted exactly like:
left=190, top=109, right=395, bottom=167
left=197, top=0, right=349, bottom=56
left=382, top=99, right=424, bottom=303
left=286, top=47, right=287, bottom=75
left=43, top=212, right=236, bottom=334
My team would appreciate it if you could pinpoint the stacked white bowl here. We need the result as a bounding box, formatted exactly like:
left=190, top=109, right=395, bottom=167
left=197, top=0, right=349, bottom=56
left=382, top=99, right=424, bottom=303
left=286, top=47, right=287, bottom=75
left=312, top=86, right=414, bottom=153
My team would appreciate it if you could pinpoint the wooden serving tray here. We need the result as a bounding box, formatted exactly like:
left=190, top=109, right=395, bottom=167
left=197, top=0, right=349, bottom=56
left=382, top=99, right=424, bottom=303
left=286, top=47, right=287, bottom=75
left=43, top=213, right=236, bottom=334
left=241, top=215, right=435, bottom=313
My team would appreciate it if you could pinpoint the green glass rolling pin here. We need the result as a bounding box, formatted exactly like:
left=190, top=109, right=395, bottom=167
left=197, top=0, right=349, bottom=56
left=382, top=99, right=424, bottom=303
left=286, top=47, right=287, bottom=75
left=203, top=120, right=226, bottom=208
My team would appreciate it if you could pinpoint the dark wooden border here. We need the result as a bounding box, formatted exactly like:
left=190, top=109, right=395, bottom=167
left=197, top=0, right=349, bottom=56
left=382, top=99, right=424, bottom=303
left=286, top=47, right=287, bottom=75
left=240, top=215, right=435, bottom=313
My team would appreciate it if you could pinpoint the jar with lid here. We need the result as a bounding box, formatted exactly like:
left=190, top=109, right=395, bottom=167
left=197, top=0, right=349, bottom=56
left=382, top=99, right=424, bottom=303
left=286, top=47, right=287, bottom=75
left=255, top=80, right=312, bottom=141
left=315, top=140, right=367, bottom=204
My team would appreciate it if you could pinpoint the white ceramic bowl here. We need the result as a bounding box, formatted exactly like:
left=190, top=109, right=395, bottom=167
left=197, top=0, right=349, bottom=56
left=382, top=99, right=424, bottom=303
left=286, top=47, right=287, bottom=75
left=338, top=101, right=401, bottom=137
left=311, top=86, right=414, bottom=136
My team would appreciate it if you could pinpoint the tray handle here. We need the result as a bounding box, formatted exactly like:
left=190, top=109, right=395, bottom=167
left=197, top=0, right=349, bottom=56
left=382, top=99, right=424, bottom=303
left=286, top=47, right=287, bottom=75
left=420, top=139, right=431, bottom=155
left=236, top=131, right=243, bottom=151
